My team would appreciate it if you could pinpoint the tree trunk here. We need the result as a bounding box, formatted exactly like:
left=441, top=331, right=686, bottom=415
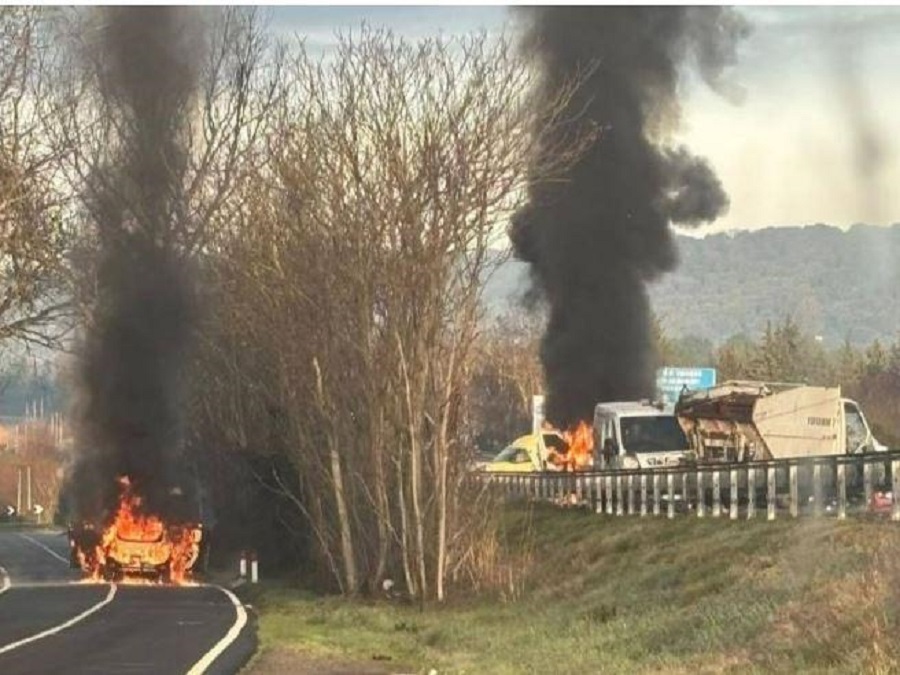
left=314, top=357, right=358, bottom=594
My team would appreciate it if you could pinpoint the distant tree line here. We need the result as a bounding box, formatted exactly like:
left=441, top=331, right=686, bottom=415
left=471, top=313, right=900, bottom=453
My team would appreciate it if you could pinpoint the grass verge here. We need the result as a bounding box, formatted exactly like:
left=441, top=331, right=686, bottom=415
left=243, top=504, right=900, bottom=674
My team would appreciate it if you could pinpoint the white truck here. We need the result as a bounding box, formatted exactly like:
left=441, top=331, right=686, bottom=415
left=592, top=400, right=695, bottom=470
left=674, top=381, right=886, bottom=463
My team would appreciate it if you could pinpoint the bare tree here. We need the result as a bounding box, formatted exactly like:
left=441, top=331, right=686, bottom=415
left=194, top=27, right=591, bottom=599
left=0, top=8, right=73, bottom=347
left=470, top=307, right=546, bottom=453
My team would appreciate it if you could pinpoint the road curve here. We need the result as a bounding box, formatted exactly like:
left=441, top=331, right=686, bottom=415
left=0, top=530, right=255, bottom=674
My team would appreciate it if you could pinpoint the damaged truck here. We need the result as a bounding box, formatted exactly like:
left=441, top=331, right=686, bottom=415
left=674, top=380, right=886, bottom=462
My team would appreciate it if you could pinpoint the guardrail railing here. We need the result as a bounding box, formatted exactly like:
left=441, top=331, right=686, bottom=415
left=479, top=450, right=900, bottom=521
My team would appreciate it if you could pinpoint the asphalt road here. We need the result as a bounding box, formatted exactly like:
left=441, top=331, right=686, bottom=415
left=0, top=530, right=255, bottom=675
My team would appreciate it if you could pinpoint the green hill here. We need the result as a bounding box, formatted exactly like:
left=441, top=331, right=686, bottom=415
left=485, top=223, right=900, bottom=346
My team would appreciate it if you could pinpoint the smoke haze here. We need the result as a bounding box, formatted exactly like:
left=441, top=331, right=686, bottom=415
left=511, top=7, right=748, bottom=427
left=69, top=7, right=205, bottom=522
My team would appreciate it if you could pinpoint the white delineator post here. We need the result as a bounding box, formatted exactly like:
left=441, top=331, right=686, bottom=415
left=239, top=551, right=247, bottom=579
left=250, top=551, right=259, bottom=584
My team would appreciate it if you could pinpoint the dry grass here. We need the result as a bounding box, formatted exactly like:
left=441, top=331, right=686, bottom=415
left=246, top=504, right=900, bottom=674
left=763, top=528, right=900, bottom=673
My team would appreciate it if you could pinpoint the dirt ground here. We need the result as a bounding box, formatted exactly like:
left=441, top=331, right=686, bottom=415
left=245, top=646, right=414, bottom=675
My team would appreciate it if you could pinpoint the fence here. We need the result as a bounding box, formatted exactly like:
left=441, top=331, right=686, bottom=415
left=482, top=450, right=900, bottom=522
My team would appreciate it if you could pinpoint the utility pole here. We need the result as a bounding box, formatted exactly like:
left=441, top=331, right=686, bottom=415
left=16, top=467, right=22, bottom=515
left=26, top=465, right=32, bottom=513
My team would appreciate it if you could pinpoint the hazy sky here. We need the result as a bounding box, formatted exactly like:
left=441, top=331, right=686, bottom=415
left=268, top=6, right=900, bottom=234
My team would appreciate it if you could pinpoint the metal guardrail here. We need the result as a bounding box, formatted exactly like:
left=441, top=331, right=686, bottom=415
left=480, top=450, right=900, bottom=521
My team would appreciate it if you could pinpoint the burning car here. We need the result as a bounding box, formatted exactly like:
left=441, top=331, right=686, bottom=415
left=69, top=476, right=202, bottom=584
left=479, top=431, right=567, bottom=473
left=479, top=424, right=594, bottom=473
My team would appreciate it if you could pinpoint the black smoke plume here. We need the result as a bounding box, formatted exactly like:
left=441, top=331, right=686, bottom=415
left=511, top=7, right=749, bottom=428
left=68, top=7, right=205, bottom=523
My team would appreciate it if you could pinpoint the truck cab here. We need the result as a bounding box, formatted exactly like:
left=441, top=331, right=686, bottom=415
left=843, top=398, right=886, bottom=454
left=593, top=401, right=694, bottom=470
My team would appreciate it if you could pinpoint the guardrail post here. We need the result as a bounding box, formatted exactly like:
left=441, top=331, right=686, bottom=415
left=605, top=475, right=613, bottom=516
left=712, top=470, right=721, bottom=518
left=627, top=474, right=635, bottom=515
left=616, top=475, right=624, bottom=516
left=767, top=465, right=776, bottom=521
left=653, top=473, right=661, bottom=516
left=596, top=475, right=604, bottom=513
left=813, top=463, right=823, bottom=517
left=747, top=467, right=756, bottom=519
left=730, top=467, right=739, bottom=520
left=892, top=459, right=900, bottom=522
left=863, top=461, right=873, bottom=507
left=789, top=464, right=799, bottom=518
left=667, top=473, right=675, bottom=519
left=696, top=469, right=705, bottom=518
left=584, top=475, right=592, bottom=509
left=640, top=474, right=647, bottom=516
left=837, top=463, right=847, bottom=520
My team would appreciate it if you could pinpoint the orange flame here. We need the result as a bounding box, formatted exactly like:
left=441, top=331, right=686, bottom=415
left=547, top=421, right=594, bottom=471
left=565, top=421, right=594, bottom=470
left=72, top=476, right=201, bottom=585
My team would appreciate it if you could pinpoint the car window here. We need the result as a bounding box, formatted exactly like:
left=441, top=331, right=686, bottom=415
left=844, top=402, right=867, bottom=450
left=494, top=445, right=528, bottom=462
left=620, top=416, right=689, bottom=453
left=596, top=417, right=617, bottom=454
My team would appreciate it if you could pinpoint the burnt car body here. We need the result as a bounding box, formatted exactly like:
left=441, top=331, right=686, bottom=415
left=69, top=518, right=203, bottom=582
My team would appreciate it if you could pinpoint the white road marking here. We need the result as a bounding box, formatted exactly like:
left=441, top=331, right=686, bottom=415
left=17, top=533, right=70, bottom=565
left=0, top=566, right=9, bottom=595
left=185, top=585, right=248, bottom=675
left=0, top=583, right=117, bottom=655
left=0, top=581, right=94, bottom=591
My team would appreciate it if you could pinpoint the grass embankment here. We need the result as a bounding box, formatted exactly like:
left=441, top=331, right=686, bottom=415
left=244, top=505, right=900, bottom=674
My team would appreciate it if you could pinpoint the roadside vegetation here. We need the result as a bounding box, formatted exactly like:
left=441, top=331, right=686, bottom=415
left=244, top=503, right=900, bottom=674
